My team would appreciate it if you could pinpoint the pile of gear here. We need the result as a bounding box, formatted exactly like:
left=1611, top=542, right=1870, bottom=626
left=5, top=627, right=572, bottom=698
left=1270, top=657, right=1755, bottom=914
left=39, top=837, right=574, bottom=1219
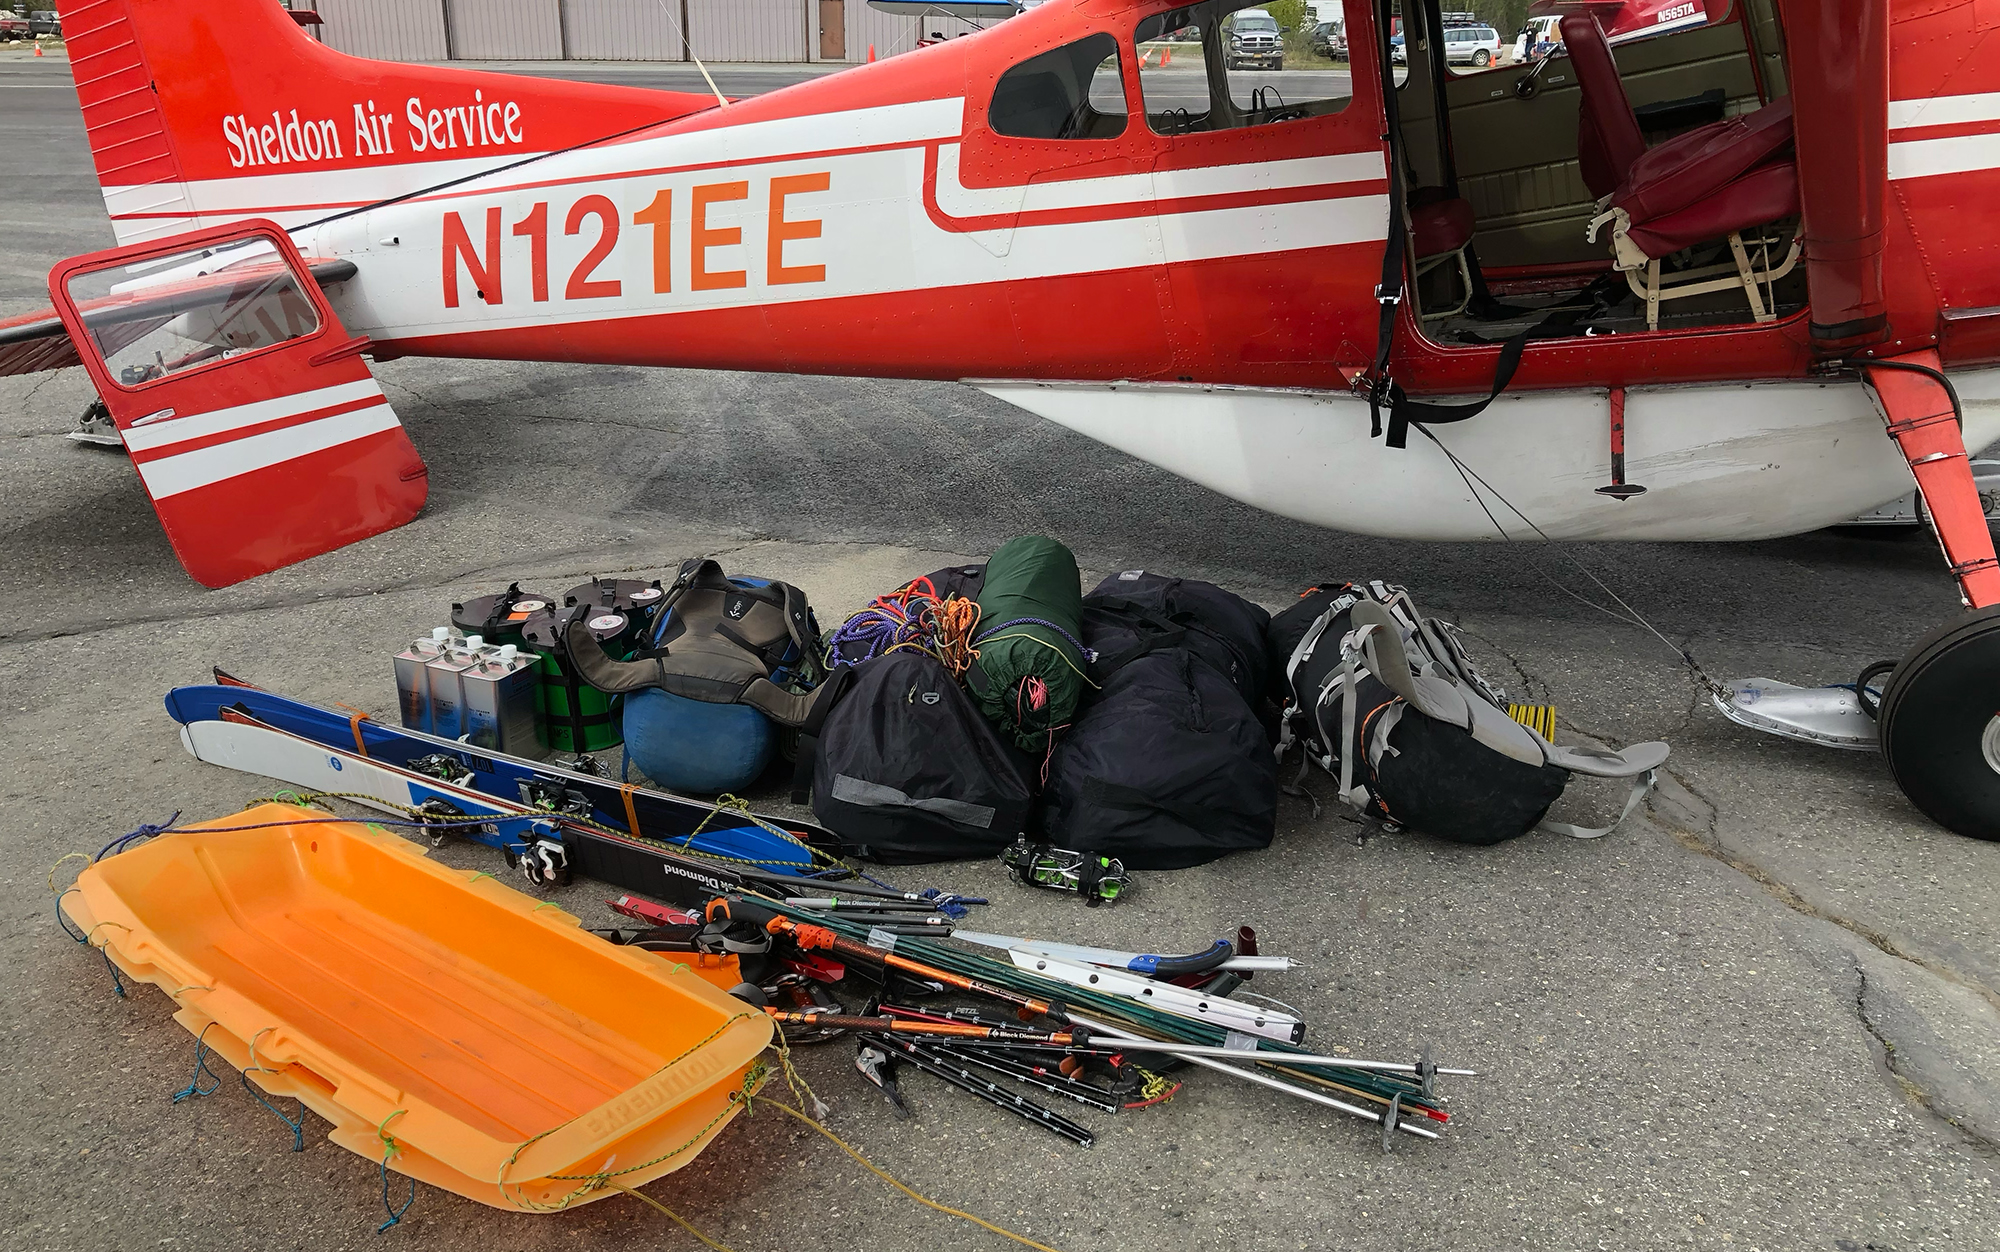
left=799, top=541, right=1667, bottom=891
left=52, top=535, right=1677, bottom=1238
left=380, top=538, right=1668, bottom=905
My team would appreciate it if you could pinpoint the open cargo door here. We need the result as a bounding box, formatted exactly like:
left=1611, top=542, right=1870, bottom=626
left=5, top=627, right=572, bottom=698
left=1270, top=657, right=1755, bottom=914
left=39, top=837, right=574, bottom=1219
left=50, top=220, right=426, bottom=588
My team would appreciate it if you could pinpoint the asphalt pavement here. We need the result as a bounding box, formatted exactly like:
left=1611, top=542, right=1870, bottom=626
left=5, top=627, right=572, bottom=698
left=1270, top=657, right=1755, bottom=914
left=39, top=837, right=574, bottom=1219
left=2, top=49, right=1996, bottom=1252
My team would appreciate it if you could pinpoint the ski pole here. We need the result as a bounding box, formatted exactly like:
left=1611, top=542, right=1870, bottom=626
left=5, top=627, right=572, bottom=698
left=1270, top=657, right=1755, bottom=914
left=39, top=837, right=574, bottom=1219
left=787, top=896, right=954, bottom=913
left=966, top=1038, right=1475, bottom=1078
left=865, top=1033, right=1095, bottom=1147
left=824, top=911, right=956, bottom=927
left=934, top=1045, right=1127, bottom=1113
left=742, top=871, right=975, bottom=905
left=1063, top=1010, right=1443, bottom=1140
left=763, top=1009, right=1087, bottom=1046
left=763, top=915, right=1063, bottom=1021
left=877, top=1003, right=1466, bottom=1078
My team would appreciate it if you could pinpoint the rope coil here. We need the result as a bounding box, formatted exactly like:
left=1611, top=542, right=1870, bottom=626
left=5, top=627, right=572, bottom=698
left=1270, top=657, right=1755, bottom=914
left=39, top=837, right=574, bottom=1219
left=827, top=578, right=985, bottom=679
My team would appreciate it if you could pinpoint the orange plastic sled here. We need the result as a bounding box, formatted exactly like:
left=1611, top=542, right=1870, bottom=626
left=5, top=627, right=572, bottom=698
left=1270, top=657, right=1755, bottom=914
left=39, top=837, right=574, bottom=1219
left=61, top=802, right=773, bottom=1212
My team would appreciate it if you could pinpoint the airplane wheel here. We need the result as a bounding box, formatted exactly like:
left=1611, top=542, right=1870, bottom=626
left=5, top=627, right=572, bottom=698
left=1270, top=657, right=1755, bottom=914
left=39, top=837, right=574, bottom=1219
left=1878, top=604, right=2000, bottom=840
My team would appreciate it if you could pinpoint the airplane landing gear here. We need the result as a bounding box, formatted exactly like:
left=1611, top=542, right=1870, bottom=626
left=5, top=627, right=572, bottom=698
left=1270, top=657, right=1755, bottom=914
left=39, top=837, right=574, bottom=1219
left=64, top=398, right=120, bottom=448
left=1877, top=606, right=2000, bottom=841
left=1864, top=351, right=2000, bottom=841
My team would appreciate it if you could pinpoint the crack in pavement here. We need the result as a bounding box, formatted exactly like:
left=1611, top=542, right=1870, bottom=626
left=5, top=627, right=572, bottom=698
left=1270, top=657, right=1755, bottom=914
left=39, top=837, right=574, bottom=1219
left=1659, top=770, right=2000, bottom=1022
left=1850, top=959, right=1998, bottom=1154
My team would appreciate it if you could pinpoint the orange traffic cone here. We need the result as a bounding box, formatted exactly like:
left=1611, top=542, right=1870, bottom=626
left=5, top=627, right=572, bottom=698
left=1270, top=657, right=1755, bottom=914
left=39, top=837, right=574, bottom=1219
left=1161, top=46, right=1171, bottom=66
left=868, top=43, right=875, bottom=62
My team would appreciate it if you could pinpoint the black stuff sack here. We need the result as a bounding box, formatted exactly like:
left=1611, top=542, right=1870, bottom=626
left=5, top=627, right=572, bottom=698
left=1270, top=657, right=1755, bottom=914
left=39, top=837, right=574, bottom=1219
left=1083, top=569, right=1273, bottom=710
left=811, top=651, right=1037, bottom=864
left=1041, top=646, right=1278, bottom=871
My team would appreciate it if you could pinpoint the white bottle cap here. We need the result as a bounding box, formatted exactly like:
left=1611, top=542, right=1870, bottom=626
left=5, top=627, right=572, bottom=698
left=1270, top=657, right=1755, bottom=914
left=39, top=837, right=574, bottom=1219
left=432, top=627, right=450, bottom=641
left=499, top=644, right=518, bottom=662
left=465, top=634, right=484, bottom=650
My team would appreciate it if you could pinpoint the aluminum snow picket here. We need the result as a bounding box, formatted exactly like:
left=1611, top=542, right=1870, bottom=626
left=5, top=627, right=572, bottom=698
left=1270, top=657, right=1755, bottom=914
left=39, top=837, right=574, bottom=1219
left=952, top=930, right=1299, bottom=974
left=1001, top=949, right=1306, bottom=1043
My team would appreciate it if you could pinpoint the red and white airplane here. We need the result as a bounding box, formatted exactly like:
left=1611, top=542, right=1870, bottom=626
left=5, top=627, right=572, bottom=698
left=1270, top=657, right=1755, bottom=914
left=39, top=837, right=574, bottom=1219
left=2, top=0, right=1998, bottom=840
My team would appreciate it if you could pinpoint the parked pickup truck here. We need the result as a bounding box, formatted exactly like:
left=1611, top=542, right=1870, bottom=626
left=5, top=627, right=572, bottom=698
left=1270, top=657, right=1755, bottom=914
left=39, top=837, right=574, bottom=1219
left=1225, top=9, right=1284, bottom=71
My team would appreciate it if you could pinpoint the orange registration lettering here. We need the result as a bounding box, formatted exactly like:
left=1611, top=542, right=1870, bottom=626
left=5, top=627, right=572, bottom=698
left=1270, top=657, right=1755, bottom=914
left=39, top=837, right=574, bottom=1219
left=442, top=207, right=503, bottom=307
left=632, top=188, right=673, bottom=293
left=767, top=172, right=829, bottom=286
left=690, top=181, right=749, bottom=291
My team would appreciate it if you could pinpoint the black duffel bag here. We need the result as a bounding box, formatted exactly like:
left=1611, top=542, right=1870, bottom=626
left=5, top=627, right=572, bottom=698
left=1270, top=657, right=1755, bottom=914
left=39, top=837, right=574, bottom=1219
left=1040, top=619, right=1277, bottom=871
left=1083, top=569, right=1273, bottom=710
left=809, top=651, right=1037, bottom=863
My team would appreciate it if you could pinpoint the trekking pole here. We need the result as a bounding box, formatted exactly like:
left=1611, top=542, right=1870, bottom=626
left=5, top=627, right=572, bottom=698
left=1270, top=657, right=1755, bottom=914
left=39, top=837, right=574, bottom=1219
left=763, top=915, right=1063, bottom=1021
left=762, top=1008, right=1087, bottom=1045
left=865, top=1033, right=1096, bottom=1147
left=1064, top=1010, right=1444, bottom=1140
left=973, top=1037, right=1474, bottom=1077
left=881, top=1000, right=1467, bottom=1077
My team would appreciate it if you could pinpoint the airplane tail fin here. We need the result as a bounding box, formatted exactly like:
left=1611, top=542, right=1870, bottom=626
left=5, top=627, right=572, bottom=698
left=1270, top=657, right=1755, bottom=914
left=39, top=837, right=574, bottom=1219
left=59, top=0, right=714, bottom=244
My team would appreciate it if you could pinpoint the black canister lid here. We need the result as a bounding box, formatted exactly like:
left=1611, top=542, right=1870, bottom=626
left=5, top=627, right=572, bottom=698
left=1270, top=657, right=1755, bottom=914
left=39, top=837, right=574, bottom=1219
left=563, top=577, right=666, bottom=616
left=451, top=584, right=555, bottom=637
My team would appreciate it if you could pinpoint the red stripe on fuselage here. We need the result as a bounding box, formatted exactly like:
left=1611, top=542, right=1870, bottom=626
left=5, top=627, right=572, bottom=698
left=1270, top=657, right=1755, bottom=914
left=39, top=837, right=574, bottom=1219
left=919, top=144, right=1386, bottom=233
left=1888, top=119, right=2000, bottom=144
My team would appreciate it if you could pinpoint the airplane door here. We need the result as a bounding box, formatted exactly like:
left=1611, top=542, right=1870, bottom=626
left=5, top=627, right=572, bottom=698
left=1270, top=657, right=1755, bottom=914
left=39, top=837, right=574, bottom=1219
left=49, top=219, right=427, bottom=588
left=960, top=28, right=1174, bottom=377
left=1134, top=0, right=1395, bottom=375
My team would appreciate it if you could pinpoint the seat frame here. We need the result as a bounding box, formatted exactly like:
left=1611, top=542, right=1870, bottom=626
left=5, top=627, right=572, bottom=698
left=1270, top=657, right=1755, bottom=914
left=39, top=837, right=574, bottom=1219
left=1587, top=205, right=1804, bottom=330
left=1413, top=245, right=1474, bottom=321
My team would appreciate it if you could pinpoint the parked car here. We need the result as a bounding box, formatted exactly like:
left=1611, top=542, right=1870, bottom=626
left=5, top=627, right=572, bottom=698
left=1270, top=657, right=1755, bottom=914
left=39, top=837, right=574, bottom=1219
left=0, top=12, right=31, bottom=38
left=1224, top=8, right=1283, bottom=71
left=1443, top=22, right=1501, bottom=66
left=1390, top=32, right=1406, bottom=63
left=1307, top=20, right=1346, bottom=60
left=29, top=11, right=61, bottom=36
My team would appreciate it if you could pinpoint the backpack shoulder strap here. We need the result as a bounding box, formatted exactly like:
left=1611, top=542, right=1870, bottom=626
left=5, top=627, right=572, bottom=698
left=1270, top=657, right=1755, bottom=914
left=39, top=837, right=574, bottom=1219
left=741, top=668, right=853, bottom=734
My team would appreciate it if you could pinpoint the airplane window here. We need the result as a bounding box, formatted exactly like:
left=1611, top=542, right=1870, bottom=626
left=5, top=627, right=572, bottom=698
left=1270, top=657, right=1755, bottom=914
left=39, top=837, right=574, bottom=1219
left=989, top=33, right=1129, bottom=140
left=64, top=239, right=321, bottom=388
left=1137, top=0, right=1351, bottom=137
left=1493, top=1, right=1724, bottom=74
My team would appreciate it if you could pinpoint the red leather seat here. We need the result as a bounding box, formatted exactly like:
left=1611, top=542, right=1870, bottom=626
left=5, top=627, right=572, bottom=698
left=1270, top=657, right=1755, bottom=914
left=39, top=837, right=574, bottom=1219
left=1410, top=194, right=1476, bottom=259
left=1625, top=160, right=1799, bottom=259
left=1563, top=11, right=1796, bottom=254
left=1562, top=11, right=1649, bottom=200
left=1562, top=11, right=1801, bottom=329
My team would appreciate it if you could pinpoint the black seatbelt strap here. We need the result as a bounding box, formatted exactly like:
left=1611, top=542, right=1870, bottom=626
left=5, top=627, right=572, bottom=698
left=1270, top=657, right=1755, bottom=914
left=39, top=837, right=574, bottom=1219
left=1367, top=0, right=1544, bottom=450
left=1380, top=329, right=1532, bottom=448
left=1367, top=0, right=1410, bottom=442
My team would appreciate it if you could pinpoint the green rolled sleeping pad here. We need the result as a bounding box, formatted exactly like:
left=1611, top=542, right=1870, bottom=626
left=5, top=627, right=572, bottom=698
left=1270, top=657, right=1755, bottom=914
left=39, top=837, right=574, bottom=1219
left=969, top=536, right=1087, bottom=753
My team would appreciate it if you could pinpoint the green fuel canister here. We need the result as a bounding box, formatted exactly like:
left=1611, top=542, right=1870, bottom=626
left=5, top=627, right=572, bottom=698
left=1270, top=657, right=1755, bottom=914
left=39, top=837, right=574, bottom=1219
left=521, top=606, right=629, bottom=755
left=452, top=584, right=556, bottom=648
